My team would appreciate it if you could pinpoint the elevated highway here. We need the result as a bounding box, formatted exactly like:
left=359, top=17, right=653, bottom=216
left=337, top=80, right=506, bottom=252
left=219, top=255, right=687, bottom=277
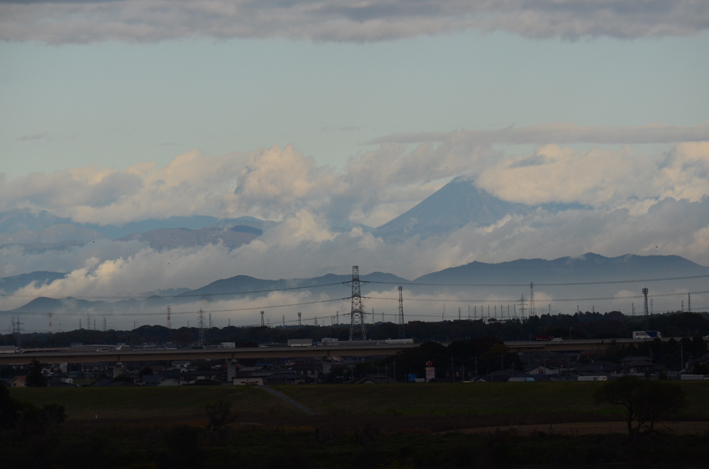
left=504, top=338, right=658, bottom=353
left=0, top=337, right=689, bottom=365
left=0, top=343, right=418, bottom=365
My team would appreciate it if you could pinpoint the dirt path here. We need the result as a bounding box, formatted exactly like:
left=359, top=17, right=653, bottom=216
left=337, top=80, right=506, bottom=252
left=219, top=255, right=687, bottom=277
left=449, top=421, right=709, bottom=436
left=260, top=386, right=319, bottom=416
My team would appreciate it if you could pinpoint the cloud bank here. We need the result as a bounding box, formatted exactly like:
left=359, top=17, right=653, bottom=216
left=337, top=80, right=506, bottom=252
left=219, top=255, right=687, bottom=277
left=1, top=120, right=708, bottom=327
left=2, top=0, right=708, bottom=44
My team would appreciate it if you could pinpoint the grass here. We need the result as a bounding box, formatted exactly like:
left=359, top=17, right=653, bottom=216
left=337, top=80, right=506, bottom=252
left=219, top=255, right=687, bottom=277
left=10, top=381, right=709, bottom=424
left=274, top=381, right=709, bottom=418
left=9, top=386, right=302, bottom=421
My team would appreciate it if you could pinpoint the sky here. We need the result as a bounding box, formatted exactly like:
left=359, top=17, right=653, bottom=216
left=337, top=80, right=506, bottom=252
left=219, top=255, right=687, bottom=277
left=1, top=1, right=709, bottom=328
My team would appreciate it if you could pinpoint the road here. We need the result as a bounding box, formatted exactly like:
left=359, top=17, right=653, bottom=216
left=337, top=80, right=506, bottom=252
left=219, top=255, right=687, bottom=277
left=0, top=337, right=691, bottom=365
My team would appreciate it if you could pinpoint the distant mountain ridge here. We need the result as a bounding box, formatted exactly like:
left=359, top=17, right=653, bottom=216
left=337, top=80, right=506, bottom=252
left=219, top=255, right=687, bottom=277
left=3, top=253, right=707, bottom=317
left=415, top=253, right=709, bottom=285
left=0, top=209, right=276, bottom=250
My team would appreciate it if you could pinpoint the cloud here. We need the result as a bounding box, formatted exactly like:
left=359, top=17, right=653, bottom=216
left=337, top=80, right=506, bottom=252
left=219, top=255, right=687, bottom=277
left=475, top=141, right=709, bottom=209
left=4, top=195, right=709, bottom=330
left=1, top=122, right=708, bottom=231
left=18, top=132, right=49, bottom=142
left=1, top=1, right=708, bottom=44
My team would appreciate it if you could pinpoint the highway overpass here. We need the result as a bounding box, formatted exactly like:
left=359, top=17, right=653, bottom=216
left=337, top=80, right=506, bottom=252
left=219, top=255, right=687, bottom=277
left=0, top=337, right=688, bottom=365
left=0, top=343, right=418, bottom=365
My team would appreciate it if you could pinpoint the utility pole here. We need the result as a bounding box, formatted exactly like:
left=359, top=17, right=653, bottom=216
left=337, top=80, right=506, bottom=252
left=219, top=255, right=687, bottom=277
left=346, top=266, right=367, bottom=341
left=642, top=288, right=649, bottom=330
left=688, top=292, right=692, bottom=312
left=209, top=313, right=212, bottom=329
left=298, top=312, right=302, bottom=326
left=48, top=312, right=52, bottom=333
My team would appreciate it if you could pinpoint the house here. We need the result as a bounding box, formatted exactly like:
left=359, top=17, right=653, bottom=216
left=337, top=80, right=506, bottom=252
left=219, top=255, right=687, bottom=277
left=619, top=357, right=655, bottom=374
left=233, top=377, right=264, bottom=386
left=351, top=374, right=400, bottom=384
left=10, top=376, right=26, bottom=387
left=525, top=365, right=561, bottom=376
left=263, top=372, right=306, bottom=385
left=47, top=376, right=75, bottom=387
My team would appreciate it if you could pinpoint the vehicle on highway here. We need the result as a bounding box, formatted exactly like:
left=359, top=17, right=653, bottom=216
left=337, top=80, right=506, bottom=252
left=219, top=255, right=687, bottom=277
left=632, top=331, right=662, bottom=340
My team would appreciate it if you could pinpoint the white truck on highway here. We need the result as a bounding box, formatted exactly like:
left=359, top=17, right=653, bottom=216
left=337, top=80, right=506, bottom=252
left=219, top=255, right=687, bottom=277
left=632, top=331, right=662, bottom=340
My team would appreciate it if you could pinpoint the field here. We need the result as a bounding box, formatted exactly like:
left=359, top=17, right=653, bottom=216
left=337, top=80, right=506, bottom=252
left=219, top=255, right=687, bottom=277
left=6, top=382, right=709, bottom=467
left=10, top=381, right=709, bottom=424
left=9, top=385, right=301, bottom=421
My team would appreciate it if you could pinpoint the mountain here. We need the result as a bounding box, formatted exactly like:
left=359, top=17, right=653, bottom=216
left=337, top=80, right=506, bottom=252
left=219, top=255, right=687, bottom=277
left=4, top=254, right=707, bottom=320
left=374, top=177, right=528, bottom=240
left=415, top=253, right=709, bottom=285
left=0, top=209, right=73, bottom=234
left=0, top=210, right=274, bottom=249
left=374, top=177, right=590, bottom=241
left=0, top=224, right=107, bottom=246
left=0, top=272, right=67, bottom=294
left=411, top=253, right=709, bottom=313
left=181, top=271, right=410, bottom=301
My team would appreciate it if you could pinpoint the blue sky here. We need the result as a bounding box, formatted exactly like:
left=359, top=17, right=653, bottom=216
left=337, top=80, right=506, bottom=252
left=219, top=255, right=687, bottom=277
left=2, top=29, right=708, bottom=177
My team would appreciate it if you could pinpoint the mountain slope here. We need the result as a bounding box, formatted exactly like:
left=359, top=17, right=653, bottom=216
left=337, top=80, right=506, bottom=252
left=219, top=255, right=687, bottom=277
left=374, top=177, right=528, bottom=240
left=0, top=272, right=67, bottom=293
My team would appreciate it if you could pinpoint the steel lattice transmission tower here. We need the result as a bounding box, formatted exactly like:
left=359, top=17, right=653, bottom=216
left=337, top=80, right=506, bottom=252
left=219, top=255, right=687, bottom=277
left=166, top=306, right=172, bottom=329
left=198, top=309, right=206, bottom=346
left=398, top=286, right=405, bottom=339
left=346, top=266, right=367, bottom=341
left=529, top=282, right=535, bottom=317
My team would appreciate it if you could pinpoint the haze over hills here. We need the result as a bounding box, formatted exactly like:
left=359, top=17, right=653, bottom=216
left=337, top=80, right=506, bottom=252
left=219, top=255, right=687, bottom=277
left=3, top=254, right=707, bottom=325
left=0, top=209, right=274, bottom=250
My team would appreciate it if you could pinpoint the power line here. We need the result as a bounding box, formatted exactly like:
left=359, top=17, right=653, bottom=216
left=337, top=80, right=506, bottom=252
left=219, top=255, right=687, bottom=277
left=367, top=274, right=709, bottom=288
left=367, top=289, right=709, bottom=304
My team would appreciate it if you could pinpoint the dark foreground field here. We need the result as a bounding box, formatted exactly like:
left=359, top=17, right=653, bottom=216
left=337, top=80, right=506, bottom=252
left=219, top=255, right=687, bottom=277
left=5, top=383, right=709, bottom=468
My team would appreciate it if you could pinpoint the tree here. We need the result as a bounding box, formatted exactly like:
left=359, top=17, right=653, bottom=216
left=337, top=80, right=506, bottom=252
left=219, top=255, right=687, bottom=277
left=0, top=384, right=19, bottom=430
left=594, top=376, right=687, bottom=439
left=635, top=380, right=687, bottom=436
left=204, top=400, right=235, bottom=431
left=25, top=360, right=47, bottom=387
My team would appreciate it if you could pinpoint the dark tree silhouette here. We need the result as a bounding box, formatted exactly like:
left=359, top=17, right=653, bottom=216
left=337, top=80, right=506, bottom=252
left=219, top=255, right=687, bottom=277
left=25, top=360, right=47, bottom=387
left=0, top=384, right=19, bottom=430
left=594, top=376, right=687, bottom=439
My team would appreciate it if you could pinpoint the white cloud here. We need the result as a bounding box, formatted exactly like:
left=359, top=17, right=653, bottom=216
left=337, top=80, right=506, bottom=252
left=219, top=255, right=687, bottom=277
left=475, top=141, right=709, bottom=209
left=1, top=121, right=708, bottom=327
left=1, top=1, right=707, bottom=44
